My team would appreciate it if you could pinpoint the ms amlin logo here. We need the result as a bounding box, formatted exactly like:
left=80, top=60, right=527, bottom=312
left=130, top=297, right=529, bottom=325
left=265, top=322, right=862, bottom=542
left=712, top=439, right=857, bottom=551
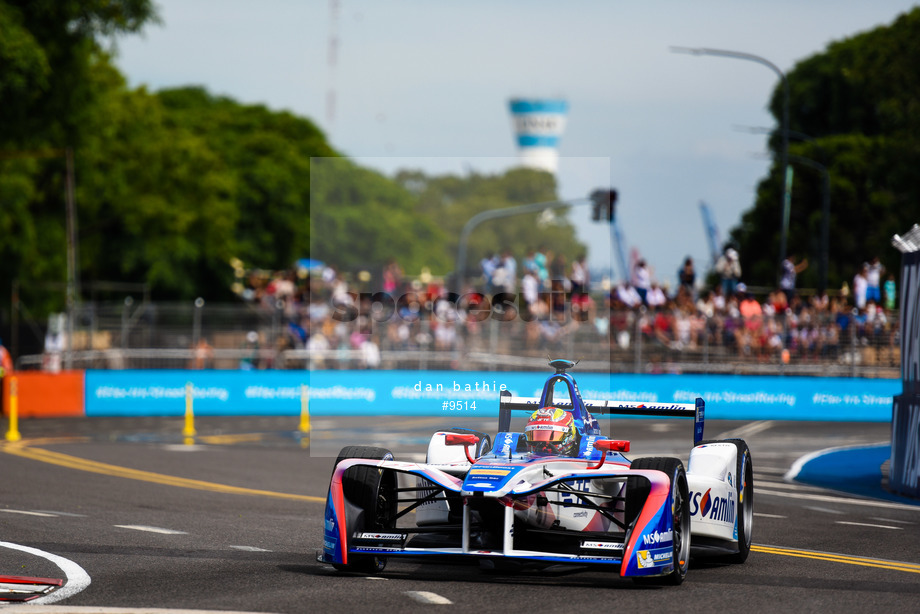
left=330, top=286, right=589, bottom=325
left=689, top=488, right=736, bottom=524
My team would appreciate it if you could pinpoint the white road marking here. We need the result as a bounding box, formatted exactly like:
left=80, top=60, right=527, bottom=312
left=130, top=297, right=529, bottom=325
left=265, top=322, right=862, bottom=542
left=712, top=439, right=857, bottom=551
left=754, top=512, right=787, bottom=519
left=870, top=517, right=914, bottom=525
left=757, top=488, right=920, bottom=512
left=366, top=576, right=388, bottom=580
left=405, top=591, right=453, bottom=605
left=756, top=479, right=836, bottom=492
left=163, top=444, right=208, bottom=452
left=836, top=520, right=902, bottom=530
left=0, top=509, right=58, bottom=517
left=0, top=541, right=91, bottom=604
left=114, top=525, right=188, bottom=535
left=755, top=466, right=793, bottom=474
left=34, top=510, right=88, bottom=517
left=717, top=420, right=775, bottom=439
left=229, top=545, right=272, bottom=552
left=804, top=506, right=845, bottom=515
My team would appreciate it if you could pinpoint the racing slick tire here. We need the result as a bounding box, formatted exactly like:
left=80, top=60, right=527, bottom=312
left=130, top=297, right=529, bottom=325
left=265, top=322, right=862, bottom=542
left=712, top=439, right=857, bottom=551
left=628, top=457, right=691, bottom=586
left=332, top=446, right=397, bottom=573
left=700, top=438, right=753, bottom=564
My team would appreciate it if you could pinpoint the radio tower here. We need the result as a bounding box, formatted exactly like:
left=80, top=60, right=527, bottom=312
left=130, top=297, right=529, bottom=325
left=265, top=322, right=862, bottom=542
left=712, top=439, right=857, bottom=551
left=326, top=0, right=340, bottom=131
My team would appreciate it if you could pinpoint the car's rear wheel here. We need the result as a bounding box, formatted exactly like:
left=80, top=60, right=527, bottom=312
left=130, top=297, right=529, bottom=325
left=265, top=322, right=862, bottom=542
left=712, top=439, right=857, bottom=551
left=629, top=457, right=690, bottom=586
left=332, top=446, right=397, bottom=573
left=692, top=438, right=754, bottom=564
left=722, top=439, right=753, bottom=563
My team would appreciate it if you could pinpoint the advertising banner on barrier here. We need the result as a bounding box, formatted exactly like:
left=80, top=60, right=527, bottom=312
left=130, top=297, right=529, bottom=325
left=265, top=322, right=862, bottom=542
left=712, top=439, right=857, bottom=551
left=891, top=395, right=920, bottom=495
left=890, top=247, right=920, bottom=497
left=83, top=369, right=898, bottom=420
left=2, top=371, right=84, bottom=418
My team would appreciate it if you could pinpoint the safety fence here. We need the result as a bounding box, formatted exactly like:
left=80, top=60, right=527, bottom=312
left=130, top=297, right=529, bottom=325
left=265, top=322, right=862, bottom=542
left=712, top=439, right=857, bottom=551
left=12, top=299, right=900, bottom=379
left=0, top=368, right=900, bottom=421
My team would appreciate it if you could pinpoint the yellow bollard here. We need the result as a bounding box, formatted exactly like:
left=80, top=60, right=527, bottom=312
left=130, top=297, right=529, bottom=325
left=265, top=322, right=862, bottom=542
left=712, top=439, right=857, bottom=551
left=299, top=384, right=311, bottom=435
left=183, top=382, right=196, bottom=441
left=5, top=376, right=21, bottom=442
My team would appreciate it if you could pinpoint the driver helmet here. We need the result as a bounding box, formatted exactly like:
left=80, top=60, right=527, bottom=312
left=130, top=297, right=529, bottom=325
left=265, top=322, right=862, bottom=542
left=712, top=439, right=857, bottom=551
left=524, top=407, right=578, bottom=456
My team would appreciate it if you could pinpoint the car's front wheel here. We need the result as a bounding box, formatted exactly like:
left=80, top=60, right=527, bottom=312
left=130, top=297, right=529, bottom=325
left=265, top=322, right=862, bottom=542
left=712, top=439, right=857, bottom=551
left=630, top=457, right=691, bottom=586
left=331, top=446, right=397, bottom=573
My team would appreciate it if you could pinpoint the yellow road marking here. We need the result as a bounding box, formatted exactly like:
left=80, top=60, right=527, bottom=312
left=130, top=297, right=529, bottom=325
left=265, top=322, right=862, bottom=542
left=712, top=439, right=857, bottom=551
left=4, top=442, right=918, bottom=576
left=1, top=442, right=324, bottom=503
left=752, top=545, right=920, bottom=574
left=197, top=433, right=266, bottom=445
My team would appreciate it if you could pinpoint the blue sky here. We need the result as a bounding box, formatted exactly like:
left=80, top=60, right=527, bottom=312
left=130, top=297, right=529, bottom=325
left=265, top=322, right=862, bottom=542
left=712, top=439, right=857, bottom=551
left=114, top=0, right=919, bottom=288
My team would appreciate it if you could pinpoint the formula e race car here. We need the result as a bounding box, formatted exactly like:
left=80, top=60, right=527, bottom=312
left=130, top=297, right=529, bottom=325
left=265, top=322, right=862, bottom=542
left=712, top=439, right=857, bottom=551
left=321, top=359, right=753, bottom=585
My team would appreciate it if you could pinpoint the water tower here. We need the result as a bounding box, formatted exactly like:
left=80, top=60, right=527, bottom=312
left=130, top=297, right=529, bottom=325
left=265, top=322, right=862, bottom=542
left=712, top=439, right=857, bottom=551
left=508, top=98, right=568, bottom=173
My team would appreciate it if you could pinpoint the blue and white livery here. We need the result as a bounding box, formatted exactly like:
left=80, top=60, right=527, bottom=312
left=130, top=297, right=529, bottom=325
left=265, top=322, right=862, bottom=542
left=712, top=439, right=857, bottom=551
left=320, top=359, right=754, bottom=585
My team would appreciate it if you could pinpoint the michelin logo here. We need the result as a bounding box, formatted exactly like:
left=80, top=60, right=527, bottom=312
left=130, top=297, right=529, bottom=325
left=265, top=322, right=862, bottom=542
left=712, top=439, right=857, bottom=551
left=637, top=548, right=672, bottom=568
left=637, top=550, right=654, bottom=568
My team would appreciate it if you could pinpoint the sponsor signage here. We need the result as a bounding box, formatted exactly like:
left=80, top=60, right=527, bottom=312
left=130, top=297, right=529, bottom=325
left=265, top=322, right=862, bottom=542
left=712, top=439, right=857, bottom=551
left=690, top=488, right=736, bottom=524
left=641, top=529, right=673, bottom=546
left=637, top=547, right=672, bottom=568
left=891, top=397, right=920, bottom=496
left=581, top=541, right=624, bottom=551
left=356, top=533, right=404, bottom=541
left=891, top=249, right=920, bottom=498
left=82, top=369, right=898, bottom=419
left=463, top=464, right=523, bottom=489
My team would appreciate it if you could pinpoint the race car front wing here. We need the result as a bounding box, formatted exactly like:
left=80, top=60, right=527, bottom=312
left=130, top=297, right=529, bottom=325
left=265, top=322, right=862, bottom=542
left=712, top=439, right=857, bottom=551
left=320, top=459, right=679, bottom=579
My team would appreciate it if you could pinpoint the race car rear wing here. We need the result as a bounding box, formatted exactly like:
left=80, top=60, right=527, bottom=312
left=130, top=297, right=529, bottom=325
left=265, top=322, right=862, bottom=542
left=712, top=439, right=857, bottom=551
left=499, top=390, right=705, bottom=446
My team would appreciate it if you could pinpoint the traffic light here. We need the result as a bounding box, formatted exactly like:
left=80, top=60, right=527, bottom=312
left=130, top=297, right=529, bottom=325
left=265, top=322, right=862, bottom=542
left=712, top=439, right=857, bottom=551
left=590, top=189, right=603, bottom=221
left=590, top=189, right=618, bottom=222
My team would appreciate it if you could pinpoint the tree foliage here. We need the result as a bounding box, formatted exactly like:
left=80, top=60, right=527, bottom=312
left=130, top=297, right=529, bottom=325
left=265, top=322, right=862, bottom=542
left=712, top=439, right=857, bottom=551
left=0, top=0, right=581, bottom=323
left=0, top=0, right=159, bottom=316
left=392, top=167, right=584, bottom=279
left=730, top=8, right=920, bottom=292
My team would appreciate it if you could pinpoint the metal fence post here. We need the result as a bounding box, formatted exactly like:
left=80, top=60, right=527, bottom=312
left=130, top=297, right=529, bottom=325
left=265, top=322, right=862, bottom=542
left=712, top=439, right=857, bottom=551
left=121, top=296, right=133, bottom=349
left=193, top=297, right=204, bottom=349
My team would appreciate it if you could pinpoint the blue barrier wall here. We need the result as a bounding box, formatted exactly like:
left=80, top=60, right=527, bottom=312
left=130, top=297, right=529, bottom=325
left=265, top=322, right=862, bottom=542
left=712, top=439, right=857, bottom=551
left=83, top=370, right=899, bottom=421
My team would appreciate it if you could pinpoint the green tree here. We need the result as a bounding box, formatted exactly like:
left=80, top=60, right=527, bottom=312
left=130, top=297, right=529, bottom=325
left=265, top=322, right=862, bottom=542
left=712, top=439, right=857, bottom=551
left=394, top=167, right=585, bottom=281
left=0, top=0, right=157, bottom=146
left=310, top=158, right=450, bottom=277
left=729, top=7, right=920, bottom=292
left=77, top=76, right=238, bottom=299
left=0, top=0, right=158, bottom=315
left=156, top=87, right=337, bottom=276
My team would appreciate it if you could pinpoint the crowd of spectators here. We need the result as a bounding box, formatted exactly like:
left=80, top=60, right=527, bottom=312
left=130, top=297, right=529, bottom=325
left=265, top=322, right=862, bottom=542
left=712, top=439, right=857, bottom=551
left=233, top=246, right=899, bottom=370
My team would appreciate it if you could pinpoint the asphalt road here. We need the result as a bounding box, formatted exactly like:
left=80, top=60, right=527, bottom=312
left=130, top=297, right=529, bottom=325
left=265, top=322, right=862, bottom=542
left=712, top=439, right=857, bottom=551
left=1, top=415, right=919, bottom=613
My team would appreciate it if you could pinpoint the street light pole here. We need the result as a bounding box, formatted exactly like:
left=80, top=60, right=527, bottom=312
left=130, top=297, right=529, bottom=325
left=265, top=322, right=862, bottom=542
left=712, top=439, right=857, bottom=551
left=454, top=197, right=589, bottom=294
left=671, top=47, right=790, bottom=283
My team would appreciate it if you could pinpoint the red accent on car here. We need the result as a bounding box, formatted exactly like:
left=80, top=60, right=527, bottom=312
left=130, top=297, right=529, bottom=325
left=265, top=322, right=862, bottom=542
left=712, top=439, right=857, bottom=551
left=445, top=433, right=480, bottom=463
